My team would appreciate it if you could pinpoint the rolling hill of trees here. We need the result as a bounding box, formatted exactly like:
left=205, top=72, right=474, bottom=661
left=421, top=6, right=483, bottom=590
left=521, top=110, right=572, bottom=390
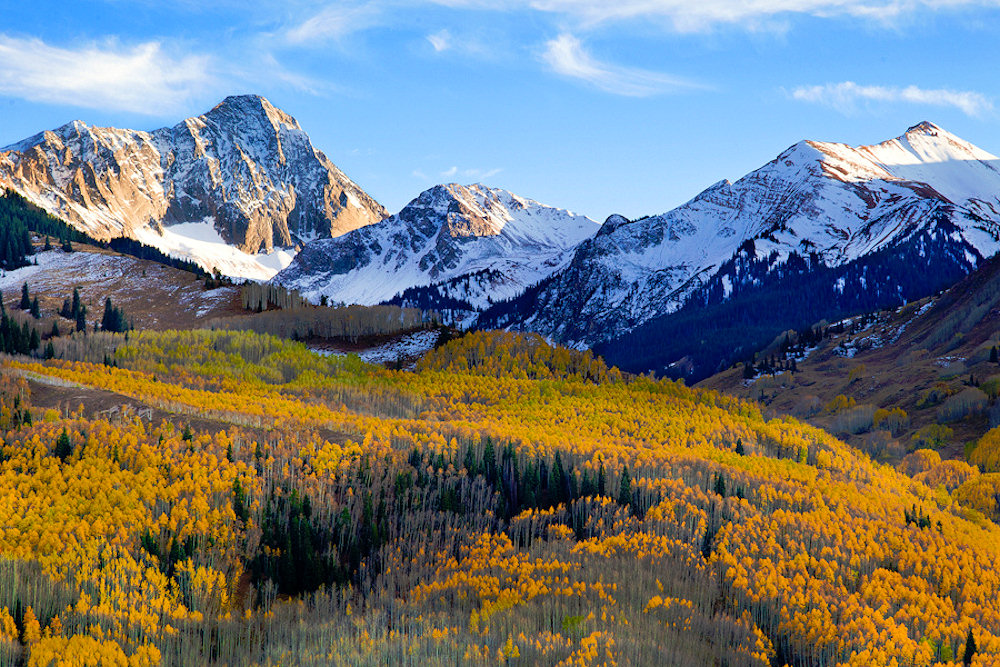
left=0, top=329, right=996, bottom=664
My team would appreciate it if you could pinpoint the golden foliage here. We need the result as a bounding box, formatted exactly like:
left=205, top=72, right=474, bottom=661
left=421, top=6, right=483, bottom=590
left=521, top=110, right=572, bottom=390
left=970, top=426, right=1000, bottom=473
left=915, top=460, right=979, bottom=492
left=0, top=329, right=998, bottom=665
left=898, top=448, right=943, bottom=477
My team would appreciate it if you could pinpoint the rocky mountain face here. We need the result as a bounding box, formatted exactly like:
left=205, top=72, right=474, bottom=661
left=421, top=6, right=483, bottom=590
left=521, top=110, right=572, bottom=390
left=0, top=95, right=386, bottom=276
left=275, top=183, right=599, bottom=318
left=480, top=122, right=1000, bottom=376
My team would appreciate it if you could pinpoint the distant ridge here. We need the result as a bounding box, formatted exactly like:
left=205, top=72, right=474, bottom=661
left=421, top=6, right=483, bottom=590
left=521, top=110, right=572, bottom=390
left=479, top=122, right=1000, bottom=377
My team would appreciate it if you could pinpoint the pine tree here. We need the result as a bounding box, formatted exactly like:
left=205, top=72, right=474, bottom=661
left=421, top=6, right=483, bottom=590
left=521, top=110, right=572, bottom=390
left=522, top=461, right=538, bottom=509
left=75, top=303, right=87, bottom=333
left=18, top=283, right=29, bottom=310
left=714, top=473, right=726, bottom=497
left=232, top=478, right=249, bottom=522
left=482, top=438, right=496, bottom=484
left=100, top=297, right=129, bottom=332
left=49, top=320, right=59, bottom=338
left=551, top=452, right=568, bottom=505
left=54, top=429, right=72, bottom=461
left=29, top=296, right=39, bottom=319
left=463, top=444, right=476, bottom=476
left=597, top=461, right=607, bottom=497
left=43, top=235, right=51, bottom=251
left=963, top=628, right=977, bottom=666
left=618, top=466, right=632, bottom=507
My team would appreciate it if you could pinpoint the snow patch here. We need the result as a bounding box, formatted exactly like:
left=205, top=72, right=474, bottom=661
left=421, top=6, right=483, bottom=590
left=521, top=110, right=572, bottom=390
left=310, top=330, right=440, bottom=369
left=133, top=220, right=296, bottom=281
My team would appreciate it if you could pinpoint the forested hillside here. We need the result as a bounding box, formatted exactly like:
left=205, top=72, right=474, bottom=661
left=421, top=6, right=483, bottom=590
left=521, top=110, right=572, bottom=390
left=0, top=329, right=995, bottom=665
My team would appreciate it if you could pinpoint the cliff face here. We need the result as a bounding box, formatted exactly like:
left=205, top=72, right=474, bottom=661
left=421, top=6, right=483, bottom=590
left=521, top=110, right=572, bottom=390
left=0, top=94, right=387, bottom=259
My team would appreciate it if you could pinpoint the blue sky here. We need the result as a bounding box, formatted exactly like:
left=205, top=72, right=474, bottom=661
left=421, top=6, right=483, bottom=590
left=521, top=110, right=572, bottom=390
left=1, top=1, right=999, bottom=222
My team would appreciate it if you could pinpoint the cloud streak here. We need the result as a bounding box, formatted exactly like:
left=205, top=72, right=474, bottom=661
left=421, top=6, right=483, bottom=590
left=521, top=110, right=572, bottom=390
left=791, top=81, right=993, bottom=117
left=427, top=29, right=452, bottom=52
left=433, top=0, right=999, bottom=31
left=284, top=4, right=383, bottom=44
left=438, top=165, right=503, bottom=180
left=542, top=33, right=697, bottom=96
left=0, top=35, right=213, bottom=115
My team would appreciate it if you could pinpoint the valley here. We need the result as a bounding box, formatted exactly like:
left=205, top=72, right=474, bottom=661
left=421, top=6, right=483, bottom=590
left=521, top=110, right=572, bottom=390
left=3, top=96, right=1000, bottom=666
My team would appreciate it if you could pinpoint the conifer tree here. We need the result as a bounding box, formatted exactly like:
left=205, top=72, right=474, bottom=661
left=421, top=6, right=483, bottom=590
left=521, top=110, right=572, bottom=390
left=100, top=297, right=130, bottom=332
left=463, top=443, right=476, bottom=475
left=75, top=303, right=87, bottom=333
left=551, top=452, right=568, bottom=505
left=482, top=438, right=496, bottom=484
left=618, top=466, right=632, bottom=507
left=964, top=629, right=977, bottom=666
left=54, top=429, right=72, bottom=461
left=18, top=283, right=29, bottom=310
left=714, top=473, right=727, bottom=497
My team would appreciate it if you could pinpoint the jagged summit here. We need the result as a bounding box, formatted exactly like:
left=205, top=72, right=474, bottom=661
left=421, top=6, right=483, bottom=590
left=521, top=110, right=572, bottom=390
left=275, top=182, right=599, bottom=312
left=0, top=95, right=387, bottom=279
left=204, top=94, right=304, bottom=133
left=481, top=122, right=1000, bottom=355
left=905, top=120, right=943, bottom=135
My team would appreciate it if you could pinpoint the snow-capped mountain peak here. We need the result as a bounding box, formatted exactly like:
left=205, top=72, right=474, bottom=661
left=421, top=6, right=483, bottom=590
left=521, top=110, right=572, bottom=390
left=479, top=122, right=1000, bottom=352
left=275, top=183, right=600, bottom=313
left=208, top=94, right=303, bottom=131
left=0, top=95, right=387, bottom=280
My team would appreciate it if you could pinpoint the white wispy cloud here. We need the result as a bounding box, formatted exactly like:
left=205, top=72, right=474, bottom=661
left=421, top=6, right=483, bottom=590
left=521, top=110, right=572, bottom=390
left=432, top=0, right=999, bottom=31
left=791, top=81, right=994, bottom=117
left=0, top=34, right=213, bottom=115
left=284, top=4, right=383, bottom=44
left=541, top=33, right=697, bottom=96
left=466, top=167, right=502, bottom=180
left=436, top=165, right=502, bottom=181
left=428, top=29, right=452, bottom=52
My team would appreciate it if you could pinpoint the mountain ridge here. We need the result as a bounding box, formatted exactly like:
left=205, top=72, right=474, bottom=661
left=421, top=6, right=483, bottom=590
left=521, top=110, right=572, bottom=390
left=275, top=182, right=599, bottom=317
left=0, top=94, right=387, bottom=279
left=479, top=121, right=1000, bottom=368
